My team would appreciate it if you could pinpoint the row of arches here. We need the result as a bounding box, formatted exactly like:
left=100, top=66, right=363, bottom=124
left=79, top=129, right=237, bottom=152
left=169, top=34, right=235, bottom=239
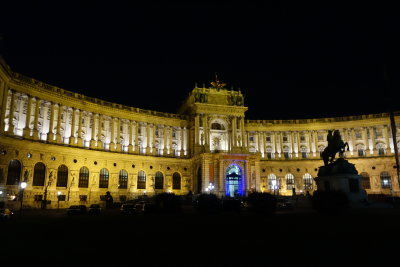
left=3, top=160, right=183, bottom=190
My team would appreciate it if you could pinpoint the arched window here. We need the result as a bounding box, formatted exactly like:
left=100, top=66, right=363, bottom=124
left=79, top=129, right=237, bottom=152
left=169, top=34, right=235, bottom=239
left=303, top=173, right=313, bottom=190
left=376, top=143, right=386, bottom=156
left=137, top=170, right=146, bottom=189
left=356, top=144, right=365, bottom=157
left=56, top=165, right=68, bottom=187
left=118, top=169, right=128, bottom=189
left=155, top=171, right=164, bottom=189
left=172, top=172, right=181, bottom=190
left=380, top=172, right=391, bottom=189
left=286, top=173, right=295, bottom=190
left=99, top=168, right=109, bottom=188
left=267, top=173, right=277, bottom=190
left=283, top=146, right=290, bottom=159
left=33, top=162, right=46, bottom=186
left=78, top=167, right=89, bottom=188
left=211, top=122, right=225, bottom=130
left=6, top=159, right=22, bottom=185
left=360, top=172, right=371, bottom=189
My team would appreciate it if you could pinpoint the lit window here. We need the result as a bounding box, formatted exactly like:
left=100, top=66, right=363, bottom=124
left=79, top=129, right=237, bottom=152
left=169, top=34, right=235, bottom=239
left=380, top=172, right=391, bottom=189
left=303, top=173, right=313, bottom=190
left=286, top=173, right=295, bottom=190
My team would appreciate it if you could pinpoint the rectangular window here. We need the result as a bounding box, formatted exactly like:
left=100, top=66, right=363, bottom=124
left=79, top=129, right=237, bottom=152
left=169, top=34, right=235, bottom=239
left=375, top=129, right=382, bottom=138
left=34, top=195, right=43, bottom=201
left=57, top=195, right=66, bottom=201
left=300, top=135, right=305, bottom=142
left=302, top=152, right=308, bottom=159
left=79, top=195, right=87, bottom=201
left=318, top=134, right=324, bottom=141
left=282, top=136, right=288, bottom=142
left=266, top=136, right=271, bottom=142
left=249, top=136, right=254, bottom=142
left=355, top=131, right=362, bottom=139
left=267, top=152, right=272, bottom=159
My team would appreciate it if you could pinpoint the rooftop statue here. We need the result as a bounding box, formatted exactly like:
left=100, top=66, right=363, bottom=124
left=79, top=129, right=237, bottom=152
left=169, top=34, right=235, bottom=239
left=321, top=130, right=349, bottom=167
left=210, top=73, right=226, bottom=89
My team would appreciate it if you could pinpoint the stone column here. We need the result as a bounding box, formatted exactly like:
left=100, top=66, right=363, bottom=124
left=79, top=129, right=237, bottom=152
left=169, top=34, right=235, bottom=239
left=264, top=132, right=268, bottom=158
left=116, top=118, right=121, bottom=151
left=152, top=124, right=157, bottom=155
left=32, top=99, right=40, bottom=140
left=0, top=83, right=7, bottom=133
left=69, top=108, right=76, bottom=145
left=308, top=131, right=313, bottom=158
left=369, top=127, right=375, bottom=155
left=7, top=90, right=16, bottom=134
left=77, top=110, right=83, bottom=147
left=90, top=113, right=97, bottom=149
left=180, top=127, right=185, bottom=157
left=47, top=102, right=55, bottom=141
left=314, top=131, right=318, bottom=157
left=203, top=115, right=209, bottom=151
left=240, top=117, right=245, bottom=148
left=135, top=122, right=139, bottom=154
left=128, top=120, right=134, bottom=153
left=56, top=104, right=63, bottom=143
left=274, top=132, right=279, bottom=158
left=97, top=114, right=103, bottom=149
left=110, top=117, right=115, bottom=151
left=292, top=131, right=300, bottom=158
left=384, top=125, right=391, bottom=153
left=146, top=123, right=151, bottom=154
left=169, top=127, right=173, bottom=156
left=195, top=115, right=199, bottom=145
left=363, top=127, right=369, bottom=156
left=232, top=116, right=237, bottom=148
left=257, top=131, right=262, bottom=154
left=163, top=125, right=168, bottom=155
left=350, top=128, right=356, bottom=156
left=23, top=96, right=32, bottom=138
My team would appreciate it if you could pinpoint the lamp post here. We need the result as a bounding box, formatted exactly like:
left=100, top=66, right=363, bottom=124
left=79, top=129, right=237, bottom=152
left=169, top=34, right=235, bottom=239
left=206, top=182, right=214, bottom=194
left=20, top=182, right=27, bottom=217
left=57, top=191, right=61, bottom=211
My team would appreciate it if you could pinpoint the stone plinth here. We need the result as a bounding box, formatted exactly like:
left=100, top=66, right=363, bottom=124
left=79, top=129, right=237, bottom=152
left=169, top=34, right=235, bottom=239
left=315, top=158, right=367, bottom=206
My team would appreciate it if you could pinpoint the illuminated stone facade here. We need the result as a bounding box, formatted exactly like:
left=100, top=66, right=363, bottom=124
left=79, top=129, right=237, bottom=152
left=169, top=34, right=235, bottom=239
left=0, top=58, right=399, bottom=209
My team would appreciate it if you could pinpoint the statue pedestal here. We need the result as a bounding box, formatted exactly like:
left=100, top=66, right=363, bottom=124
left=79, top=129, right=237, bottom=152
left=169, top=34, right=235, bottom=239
left=315, top=158, right=367, bottom=207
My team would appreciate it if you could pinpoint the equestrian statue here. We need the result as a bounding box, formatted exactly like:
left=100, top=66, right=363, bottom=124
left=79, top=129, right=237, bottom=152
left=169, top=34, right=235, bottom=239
left=321, top=130, right=349, bottom=167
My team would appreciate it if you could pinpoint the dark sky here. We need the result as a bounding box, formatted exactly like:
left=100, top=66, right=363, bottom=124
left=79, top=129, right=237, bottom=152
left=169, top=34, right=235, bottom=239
left=0, top=2, right=398, bottom=120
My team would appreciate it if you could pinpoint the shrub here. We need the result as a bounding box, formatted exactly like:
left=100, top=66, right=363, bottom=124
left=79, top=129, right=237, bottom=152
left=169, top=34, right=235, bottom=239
left=311, top=190, right=349, bottom=213
left=194, top=193, right=221, bottom=213
left=246, top=192, right=277, bottom=214
left=154, top=193, right=181, bottom=213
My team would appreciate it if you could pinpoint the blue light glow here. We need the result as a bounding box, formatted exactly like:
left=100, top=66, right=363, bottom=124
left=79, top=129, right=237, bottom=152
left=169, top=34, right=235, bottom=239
left=225, top=164, right=243, bottom=197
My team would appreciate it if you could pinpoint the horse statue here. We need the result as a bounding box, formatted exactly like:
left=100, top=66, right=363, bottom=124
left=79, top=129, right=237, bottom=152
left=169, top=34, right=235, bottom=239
left=321, top=130, right=349, bottom=166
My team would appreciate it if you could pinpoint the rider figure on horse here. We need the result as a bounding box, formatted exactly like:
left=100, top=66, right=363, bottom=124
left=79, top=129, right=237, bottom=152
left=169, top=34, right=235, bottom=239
left=322, top=129, right=349, bottom=166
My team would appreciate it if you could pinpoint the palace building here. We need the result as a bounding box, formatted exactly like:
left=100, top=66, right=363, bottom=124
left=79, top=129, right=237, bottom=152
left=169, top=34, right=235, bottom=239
left=0, top=57, right=399, bottom=209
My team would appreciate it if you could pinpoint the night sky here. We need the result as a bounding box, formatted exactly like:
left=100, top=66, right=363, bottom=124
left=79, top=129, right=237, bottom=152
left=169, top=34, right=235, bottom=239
left=0, top=2, right=398, bottom=120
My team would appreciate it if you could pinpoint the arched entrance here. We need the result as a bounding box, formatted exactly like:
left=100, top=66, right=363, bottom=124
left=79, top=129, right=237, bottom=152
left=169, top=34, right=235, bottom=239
left=225, top=164, right=243, bottom=197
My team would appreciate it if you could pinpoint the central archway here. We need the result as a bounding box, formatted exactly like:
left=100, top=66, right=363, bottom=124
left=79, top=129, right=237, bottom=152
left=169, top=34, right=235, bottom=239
left=225, top=164, right=243, bottom=197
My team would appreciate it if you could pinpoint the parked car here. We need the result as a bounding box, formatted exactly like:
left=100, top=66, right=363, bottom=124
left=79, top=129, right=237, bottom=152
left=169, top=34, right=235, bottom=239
left=88, top=204, right=101, bottom=215
left=67, top=205, right=87, bottom=215
left=135, top=201, right=147, bottom=213
left=0, top=208, right=14, bottom=221
left=120, top=204, right=136, bottom=215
